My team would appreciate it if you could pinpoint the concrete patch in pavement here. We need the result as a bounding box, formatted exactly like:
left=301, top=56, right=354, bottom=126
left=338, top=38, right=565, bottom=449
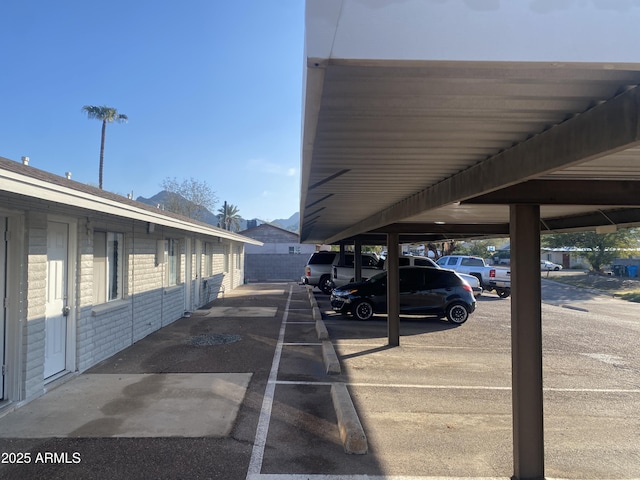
left=206, top=306, right=277, bottom=317
left=0, top=373, right=251, bottom=438
left=225, top=288, right=285, bottom=296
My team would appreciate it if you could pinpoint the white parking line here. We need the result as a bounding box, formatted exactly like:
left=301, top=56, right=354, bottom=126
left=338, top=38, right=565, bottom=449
left=276, top=380, right=333, bottom=386
left=246, top=285, right=293, bottom=478
left=247, top=474, right=510, bottom=480
left=333, top=342, right=512, bottom=351
left=274, top=380, right=640, bottom=394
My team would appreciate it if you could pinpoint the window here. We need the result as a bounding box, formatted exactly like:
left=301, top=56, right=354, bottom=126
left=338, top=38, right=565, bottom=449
left=93, top=232, right=124, bottom=303
left=414, top=258, right=436, bottom=267
left=423, top=269, right=442, bottom=289
left=289, top=246, right=301, bottom=254
left=432, top=270, right=460, bottom=288
left=343, top=254, right=354, bottom=267
left=168, top=238, right=178, bottom=286
left=461, top=257, right=484, bottom=267
left=363, top=255, right=379, bottom=267
left=308, top=252, right=337, bottom=265
left=399, top=268, right=423, bottom=293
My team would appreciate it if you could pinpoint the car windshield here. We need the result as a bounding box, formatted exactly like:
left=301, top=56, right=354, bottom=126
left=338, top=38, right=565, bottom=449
left=366, top=271, right=387, bottom=284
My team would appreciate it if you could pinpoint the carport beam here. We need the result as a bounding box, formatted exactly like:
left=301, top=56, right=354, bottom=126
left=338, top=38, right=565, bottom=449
left=354, top=240, right=363, bottom=282
left=510, top=204, right=545, bottom=480
left=387, top=233, right=400, bottom=346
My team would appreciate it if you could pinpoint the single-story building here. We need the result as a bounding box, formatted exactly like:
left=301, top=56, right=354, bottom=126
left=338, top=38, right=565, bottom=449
left=240, top=222, right=315, bottom=282
left=540, top=248, right=586, bottom=269
left=0, top=156, right=262, bottom=409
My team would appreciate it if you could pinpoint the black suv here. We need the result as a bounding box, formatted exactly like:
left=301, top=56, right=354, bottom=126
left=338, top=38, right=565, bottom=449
left=330, top=266, right=476, bottom=324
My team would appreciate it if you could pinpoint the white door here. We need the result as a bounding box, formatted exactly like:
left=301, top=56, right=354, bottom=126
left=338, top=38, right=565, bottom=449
left=0, top=217, right=6, bottom=398
left=44, top=221, right=68, bottom=378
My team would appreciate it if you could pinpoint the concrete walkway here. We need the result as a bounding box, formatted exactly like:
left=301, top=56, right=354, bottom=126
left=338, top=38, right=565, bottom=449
left=0, top=373, right=252, bottom=438
left=0, top=283, right=361, bottom=479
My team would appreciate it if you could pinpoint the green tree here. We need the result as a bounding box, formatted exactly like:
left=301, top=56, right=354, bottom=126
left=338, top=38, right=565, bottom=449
left=218, top=201, right=241, bottom=232
left=161, top=177, right=218, bottom=221
left=82, top=105, right=128, bottom=189
left=453, top=239, right=507, bottom=259
left=541, top=229, right=638, bottom=272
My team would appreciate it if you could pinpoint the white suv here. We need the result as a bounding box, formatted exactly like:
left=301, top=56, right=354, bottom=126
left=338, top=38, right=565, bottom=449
left=302, top=251, right=381, bottom=294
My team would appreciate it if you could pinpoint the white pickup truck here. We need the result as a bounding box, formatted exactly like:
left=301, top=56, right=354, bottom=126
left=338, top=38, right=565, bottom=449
left=436, top=255, right=511, bottom=298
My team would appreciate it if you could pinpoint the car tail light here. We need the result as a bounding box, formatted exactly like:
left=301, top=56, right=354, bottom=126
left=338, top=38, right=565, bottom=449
left=305, top=267, right=311, bottom=277
left=489, top=269, right=496, bottom=278
left=462, top=284, right=472, bottom=292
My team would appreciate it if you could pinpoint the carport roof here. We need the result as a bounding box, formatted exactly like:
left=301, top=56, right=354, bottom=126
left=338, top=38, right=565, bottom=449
left=300, top=1, right=640, bottom=245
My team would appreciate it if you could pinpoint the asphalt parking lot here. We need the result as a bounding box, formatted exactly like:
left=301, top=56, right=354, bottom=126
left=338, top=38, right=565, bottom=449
left=0, top=280, right=639, bottom=479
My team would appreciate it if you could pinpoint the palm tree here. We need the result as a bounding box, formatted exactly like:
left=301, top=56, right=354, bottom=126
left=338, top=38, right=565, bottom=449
left=82, top=105, right=128, bottom=189
left=218, top=201, right=242, bottom=231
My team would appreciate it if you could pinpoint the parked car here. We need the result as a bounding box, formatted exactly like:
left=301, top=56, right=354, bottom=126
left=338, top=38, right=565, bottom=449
left=331, top=252, right=384, bottom=289
left=436, top=255, right=511, bottom=298
left=379, top=255, right=482, bottom=297
left=330, top=266, right=476, bottom=324
left=302, top=251, right=381, bottom=294
left=541, top=260, right=562, bottom=271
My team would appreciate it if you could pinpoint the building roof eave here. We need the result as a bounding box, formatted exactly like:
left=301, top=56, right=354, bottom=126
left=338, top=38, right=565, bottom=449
left=0, top=165, right=263, bottom=246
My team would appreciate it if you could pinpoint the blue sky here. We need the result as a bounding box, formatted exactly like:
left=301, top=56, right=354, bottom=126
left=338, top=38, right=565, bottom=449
left=0, top=0, right=304, bottom=221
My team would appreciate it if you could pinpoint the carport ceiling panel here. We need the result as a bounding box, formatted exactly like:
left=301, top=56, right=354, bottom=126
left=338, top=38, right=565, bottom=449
left=314, top=63, right=638, bottom=192
left=543, top=147, right=640, bottom=180
left=404, top=204, right=630, bottom=226
left=304, top=62, right=640, bottom=243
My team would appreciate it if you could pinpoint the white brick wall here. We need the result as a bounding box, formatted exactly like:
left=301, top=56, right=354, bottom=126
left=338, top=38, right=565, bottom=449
left=24, top=212, right=47, bottom=399
left=6, top=204, right=248, bottom=403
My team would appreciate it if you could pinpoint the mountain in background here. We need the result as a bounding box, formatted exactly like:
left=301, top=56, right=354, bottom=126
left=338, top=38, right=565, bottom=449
left=136, top=191, right=299, bottom=233
left=270, top=212, right=300, bottom=232
left=137, top=191, right=221, bottom=226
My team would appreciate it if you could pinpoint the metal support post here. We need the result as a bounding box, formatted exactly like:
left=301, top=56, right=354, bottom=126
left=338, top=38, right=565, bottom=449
left=387, top=232, right=400, bottom=346
left=510, top=204, right=545, bottom=480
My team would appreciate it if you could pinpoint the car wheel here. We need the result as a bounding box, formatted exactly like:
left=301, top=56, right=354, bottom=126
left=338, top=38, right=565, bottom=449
left=446, top=302, right=469, bottom=325
left=351, top=300, right=374, bottom=321
left=497, top=288, right=511, bottom=298
left=319, top=275, right=335, bottom=295
left=554, top=267, right=560, bottom=271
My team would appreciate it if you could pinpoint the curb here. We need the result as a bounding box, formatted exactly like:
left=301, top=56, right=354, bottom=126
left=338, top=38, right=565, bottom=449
left=322, top=340, right=341, bottom=374
left=331, top=383, right=368, bottom=454
left=306, top=285, right=368, bottom=456
left=306, top=284, right=314, bottom=299
left=316, top=319, right=329, bottom=340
